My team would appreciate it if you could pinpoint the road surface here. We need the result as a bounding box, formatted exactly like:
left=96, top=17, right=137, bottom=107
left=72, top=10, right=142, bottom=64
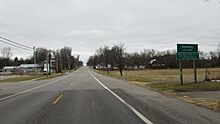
left=0, top=67, right=220, bottom=124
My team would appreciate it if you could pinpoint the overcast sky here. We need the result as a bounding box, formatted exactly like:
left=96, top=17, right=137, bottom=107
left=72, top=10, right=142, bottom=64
left=0, top=0, right=219, bottom=63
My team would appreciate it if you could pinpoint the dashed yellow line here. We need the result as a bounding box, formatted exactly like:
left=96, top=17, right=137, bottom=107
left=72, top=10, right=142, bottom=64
left=53, top=94, right=63, bottom=105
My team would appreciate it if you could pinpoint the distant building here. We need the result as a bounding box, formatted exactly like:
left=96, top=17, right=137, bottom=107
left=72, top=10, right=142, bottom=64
left=124, top=66, right=133, bottom=70
left=2, top=66, right=18, bottom=72
left=95, top=64, right=106, bottom=69
left=139, top=65, right=146, bottom=69
left=149, top=59, right=157, bottom=64
left=149, top=59, right=166, bottom=69
left=1, top=64, right=43, bottom=74
left=19, top=64, right=42, bottom=72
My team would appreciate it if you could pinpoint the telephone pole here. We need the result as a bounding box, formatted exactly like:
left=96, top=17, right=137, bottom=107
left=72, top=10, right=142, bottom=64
left=60, top=56, right=63, bottom=74
left=67, top=54, right=70, bottom=72
left=33, top=46, right=36, bottom=73
left=46, top=50, right=49, bottom=78
left=217, top=42, right=220, bottom=58
left=56, top=50, right=59, bottom=74
left=48, top=50, right=51, bottom=75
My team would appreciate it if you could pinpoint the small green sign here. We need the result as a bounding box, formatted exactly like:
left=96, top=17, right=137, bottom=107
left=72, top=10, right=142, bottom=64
left=176, top=44, right=199, bottom=60
left=176, top=52, right=199, bottom=60
left=177, top=44, right=198, bottom=52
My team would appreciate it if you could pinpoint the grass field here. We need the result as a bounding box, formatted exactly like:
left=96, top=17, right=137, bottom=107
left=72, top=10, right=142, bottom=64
left=0, top=73, right=64, bottom=83
left=0, top=75, right=42, bottom=83
left=96, top=68, right=220, bottom=92
left=0, top=69, right=76, bottom=83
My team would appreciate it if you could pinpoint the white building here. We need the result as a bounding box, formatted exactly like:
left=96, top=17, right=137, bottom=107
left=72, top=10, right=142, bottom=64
left=2, top=66, right=18, bottom=72
left=19, top=64, right=42, bottom=72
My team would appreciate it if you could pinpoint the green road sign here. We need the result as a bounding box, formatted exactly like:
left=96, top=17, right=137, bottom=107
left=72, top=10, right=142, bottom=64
left=176, top=44, right=199, bottom=60
left=176, top=52, right=199, bottom=60
left=177, top=44, right=198, bottom=52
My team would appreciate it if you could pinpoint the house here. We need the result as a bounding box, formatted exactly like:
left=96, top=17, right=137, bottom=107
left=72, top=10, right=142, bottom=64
left=19, top=64, right=42, bottom=72
left=2, top=66, right=19, bottom=72
left=149, top=59, right=166, bottom=69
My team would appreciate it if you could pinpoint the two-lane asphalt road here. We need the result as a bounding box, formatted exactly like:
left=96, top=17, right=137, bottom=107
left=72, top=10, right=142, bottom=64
left=0, top=67, right=220, bottom=124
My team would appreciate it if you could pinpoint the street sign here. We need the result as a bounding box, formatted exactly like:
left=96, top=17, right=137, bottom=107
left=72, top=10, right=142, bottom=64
left=176, top=52, right=199, bottom=60
left=176, top=44, right=199, bottom=85
left=177, top=44, right=198, bottom=52
left=176, top=44, right=199, bottom=60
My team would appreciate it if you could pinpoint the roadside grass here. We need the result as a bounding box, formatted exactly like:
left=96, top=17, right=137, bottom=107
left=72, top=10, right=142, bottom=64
left=0, top=73, right=66, bottom=83
left=176, top=96, right=220, bottom=112
left=147, top=82, right=220, bottom=92
left=95, top=68, right=220, bottom=112
left=95, top=68, right=220, bottom=92
left=0, top=75, right=42, bottom=83
left=35, top=73, right=64, bottom=81
left=0, top=69, right=77, bottom=83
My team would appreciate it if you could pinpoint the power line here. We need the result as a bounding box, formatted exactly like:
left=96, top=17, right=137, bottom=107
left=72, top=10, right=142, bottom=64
left=0, top=39, right=33, bottom=51
left=0, top=36, right=32, bottom=49
left=2, top=0, right=45, bottom=37
left=0, top=21, right=22, bottom=36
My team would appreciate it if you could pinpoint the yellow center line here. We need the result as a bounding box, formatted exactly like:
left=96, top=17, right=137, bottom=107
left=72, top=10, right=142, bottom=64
left=53, top=94, right=63, bottom=105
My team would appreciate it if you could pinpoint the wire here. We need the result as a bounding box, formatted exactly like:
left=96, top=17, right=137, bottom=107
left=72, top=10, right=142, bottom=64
left=0, top=36, right=32, bottom=49
left=0, top=21, right=23, bottom=36
left=1, top=0, right=45, bottom=37
left=0, top=39, right=33, bottom=51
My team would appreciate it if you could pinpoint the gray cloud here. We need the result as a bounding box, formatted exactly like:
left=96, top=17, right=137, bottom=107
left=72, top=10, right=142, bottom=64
left=0, top=0, right=219, bottom=63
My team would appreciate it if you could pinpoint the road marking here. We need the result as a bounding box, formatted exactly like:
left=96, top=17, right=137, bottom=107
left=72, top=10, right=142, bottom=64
left=88, top=70, right=153, bottom=124
left=0, top=75, right=72, bottom=101
left=53, top=94, right=63, bottom=105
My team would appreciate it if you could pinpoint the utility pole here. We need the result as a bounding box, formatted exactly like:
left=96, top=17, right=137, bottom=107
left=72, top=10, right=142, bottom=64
left=33, top=46, right=36, bottom=73
left=179, top=60, right=183, bottom=85
left=67, top=54, right=70, bottom=72
left=77, top=55, right=80, bottom=68
left=48, top=51, right=51, bottom=75
left=46, top=50, right=49, bottom=78
left=60, top=56, right=63, bottom=74
left=56, top=50, right=59, bottom=74
left=193, top=60, right=197, bottom=83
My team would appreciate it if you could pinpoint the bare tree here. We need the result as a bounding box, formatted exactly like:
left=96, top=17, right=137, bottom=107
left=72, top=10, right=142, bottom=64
left=1, top=47, right=13, bottom=58
left=60, top=47, right=73, bottom=70
left=35, top=47, right=48, bottom=64
left=112, top=43, right=125, bottom=76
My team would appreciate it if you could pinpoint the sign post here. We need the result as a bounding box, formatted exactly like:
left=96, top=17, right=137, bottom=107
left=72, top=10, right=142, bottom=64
left=176, top=44, right=199, bottom=84
left=179, top=60, right=183, bottom=85
left=193, top=60, right=197, bottom=83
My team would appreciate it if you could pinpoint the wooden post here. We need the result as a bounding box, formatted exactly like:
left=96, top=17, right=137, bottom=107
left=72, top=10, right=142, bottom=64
left=179, top=60, right=183, bottom=85
left=56, top=50, right=59, bottom=74
left=205, top=68, right=208, bottom=81
left=46, top=50, right=48, bottom=78
left=33, top=46, right=36, bottom=73
left=193, top=60, right=197, bottom=83
left=67, top=54, right=70, bottom=72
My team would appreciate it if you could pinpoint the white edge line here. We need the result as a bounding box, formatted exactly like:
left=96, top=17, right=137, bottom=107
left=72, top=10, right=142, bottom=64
left=88, top=70, right=153, bottom=124
left=0, top=75, right=72, bottom=101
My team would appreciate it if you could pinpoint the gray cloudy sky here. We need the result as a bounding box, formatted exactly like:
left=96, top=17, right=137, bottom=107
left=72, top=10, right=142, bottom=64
left=0, top=0, right=219, bottom=63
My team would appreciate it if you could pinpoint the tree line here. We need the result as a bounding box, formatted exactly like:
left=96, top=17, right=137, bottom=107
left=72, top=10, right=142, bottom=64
left=0, top=47, right=83, bottom=72
left=87, top=44, right=220, bottom=76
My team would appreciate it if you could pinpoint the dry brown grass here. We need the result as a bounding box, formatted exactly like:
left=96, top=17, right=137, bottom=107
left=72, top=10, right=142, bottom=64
left=97, top=68, right=220, bottom=84
left=176, top=96, right=220, bottom=112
